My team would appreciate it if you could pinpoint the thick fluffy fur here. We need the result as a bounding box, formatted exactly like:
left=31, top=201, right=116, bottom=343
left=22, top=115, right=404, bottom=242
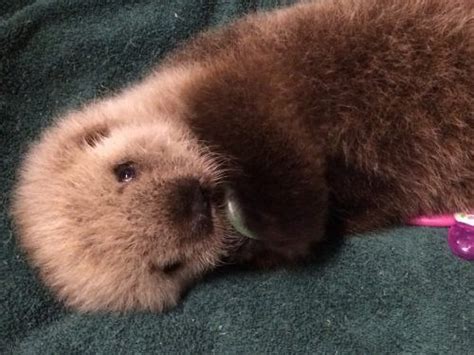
left=12, top=0, right=474, bottom=312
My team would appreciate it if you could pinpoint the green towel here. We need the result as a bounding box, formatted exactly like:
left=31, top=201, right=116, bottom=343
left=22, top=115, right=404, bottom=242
left=1, top=0, right=472, bottom=353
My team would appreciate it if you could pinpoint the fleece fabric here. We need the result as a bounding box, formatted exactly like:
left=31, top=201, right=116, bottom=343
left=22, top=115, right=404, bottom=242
left=1, top=0, right=472, bottom=353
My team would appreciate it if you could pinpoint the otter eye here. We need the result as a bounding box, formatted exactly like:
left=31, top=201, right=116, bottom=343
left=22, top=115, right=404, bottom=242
left=114, top=162, right=136, bottom=183
left=162, top=261, right=183, bottom=274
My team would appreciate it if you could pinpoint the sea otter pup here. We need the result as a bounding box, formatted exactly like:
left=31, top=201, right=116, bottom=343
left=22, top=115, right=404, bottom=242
left=11, top=0, right=474, bottom=312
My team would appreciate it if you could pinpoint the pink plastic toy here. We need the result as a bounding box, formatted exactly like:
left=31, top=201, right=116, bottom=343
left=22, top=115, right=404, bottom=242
left=408, top=213, right=474, bottom=261
left=408, top=214, right=456, bottom=227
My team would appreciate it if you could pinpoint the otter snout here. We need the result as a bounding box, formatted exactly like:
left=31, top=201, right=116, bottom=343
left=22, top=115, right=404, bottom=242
left=167, top=177, right=213, bottom=235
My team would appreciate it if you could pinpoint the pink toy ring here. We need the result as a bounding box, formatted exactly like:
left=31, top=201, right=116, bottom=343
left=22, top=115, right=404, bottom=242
left=448, top=213, right=474, bottom=261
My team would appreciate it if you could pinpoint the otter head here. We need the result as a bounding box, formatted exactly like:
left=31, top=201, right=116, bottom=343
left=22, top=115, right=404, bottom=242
left=11, top=104, right=238, bottom=312
left=12, top=68, right=328, bottom=312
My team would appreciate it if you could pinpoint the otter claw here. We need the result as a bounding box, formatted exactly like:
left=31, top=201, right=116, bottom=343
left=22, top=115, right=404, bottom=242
left=225, top=190, right=259, bottom=240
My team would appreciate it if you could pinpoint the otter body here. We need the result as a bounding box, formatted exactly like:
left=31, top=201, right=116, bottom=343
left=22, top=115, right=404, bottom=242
left=173, top=0, right=474, bottom=260
left=12, top=0, right=474, bottom=311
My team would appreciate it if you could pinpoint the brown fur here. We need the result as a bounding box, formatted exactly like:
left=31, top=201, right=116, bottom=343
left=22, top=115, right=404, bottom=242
left=11, top=0, right=474, bottom=312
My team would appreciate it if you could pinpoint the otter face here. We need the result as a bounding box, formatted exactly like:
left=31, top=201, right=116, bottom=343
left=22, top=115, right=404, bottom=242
left=12, top=110, right=235, bottom=312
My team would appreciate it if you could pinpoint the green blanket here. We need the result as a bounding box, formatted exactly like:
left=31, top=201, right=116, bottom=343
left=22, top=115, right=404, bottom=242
left=1, top=0, right=472, bottom=353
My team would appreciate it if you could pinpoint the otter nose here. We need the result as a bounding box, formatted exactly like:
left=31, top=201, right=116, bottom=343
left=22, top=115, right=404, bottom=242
left=172, top=177, right=211, bottom=218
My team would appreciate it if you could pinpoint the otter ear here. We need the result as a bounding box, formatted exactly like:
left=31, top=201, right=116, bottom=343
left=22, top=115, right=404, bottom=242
left=80, top=124, right=110, bottom=148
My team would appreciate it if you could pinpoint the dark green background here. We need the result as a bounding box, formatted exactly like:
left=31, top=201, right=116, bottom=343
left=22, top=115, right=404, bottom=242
left=1, top=0, right=472, bottom=353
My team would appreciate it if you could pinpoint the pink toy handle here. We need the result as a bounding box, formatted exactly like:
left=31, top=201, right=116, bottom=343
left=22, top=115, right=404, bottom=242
left=407, top=214, right=456, bottom=227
